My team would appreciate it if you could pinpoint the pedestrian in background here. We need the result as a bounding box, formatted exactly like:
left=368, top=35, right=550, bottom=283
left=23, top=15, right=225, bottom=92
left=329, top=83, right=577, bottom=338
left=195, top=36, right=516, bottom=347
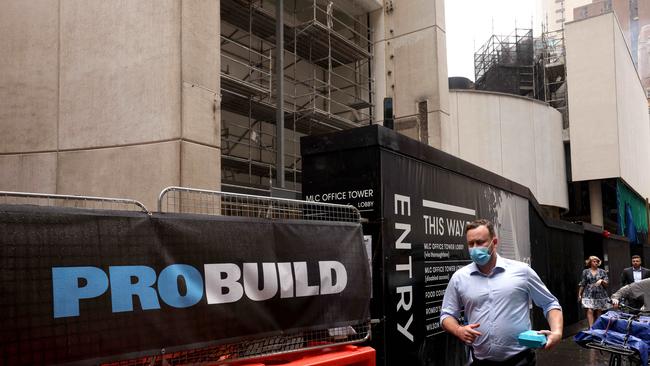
left=620, top=255, right=650, bottom=287
left=441, top=218, right=563, bottom=365
left=578, top=256, right=610, bottom=328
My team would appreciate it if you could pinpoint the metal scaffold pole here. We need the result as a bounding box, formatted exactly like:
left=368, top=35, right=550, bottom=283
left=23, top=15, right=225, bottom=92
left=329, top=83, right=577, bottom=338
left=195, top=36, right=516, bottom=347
left=275, top=0, right=285, bottom=189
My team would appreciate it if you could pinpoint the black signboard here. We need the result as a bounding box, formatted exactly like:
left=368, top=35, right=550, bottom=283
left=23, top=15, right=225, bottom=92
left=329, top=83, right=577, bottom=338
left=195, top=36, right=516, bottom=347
left=302, top=126, right=537, bottom=366
left=0, top=205, right=371, bottom=365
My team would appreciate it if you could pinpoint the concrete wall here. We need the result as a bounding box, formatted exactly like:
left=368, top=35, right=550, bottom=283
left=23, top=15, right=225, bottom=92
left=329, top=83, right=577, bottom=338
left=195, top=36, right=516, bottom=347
left=370, top=0, right=449, bottom=147
left=0, top=0, right=221, bottom=209
left=448, top=90, right=568, bottom=209
left=566, top=12, right=650, bottom=200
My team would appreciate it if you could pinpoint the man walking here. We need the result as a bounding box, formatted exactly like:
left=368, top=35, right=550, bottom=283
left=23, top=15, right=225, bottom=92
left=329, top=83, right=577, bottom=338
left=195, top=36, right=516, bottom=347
left=620, top=255, right=650, bottom=287
left=441, top=219, right=563, bottom=365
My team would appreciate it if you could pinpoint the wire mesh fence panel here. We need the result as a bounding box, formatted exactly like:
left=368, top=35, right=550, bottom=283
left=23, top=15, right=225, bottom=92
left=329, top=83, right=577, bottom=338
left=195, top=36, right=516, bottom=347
left=0, top=191, right=150, bottom=214
left=151, top=187, right=370, bottom=365
left=102, top=322, right=371, bottom=366
left=1, top=188, right=367, bottom=365
left=158, top=186, right=361, bottom=223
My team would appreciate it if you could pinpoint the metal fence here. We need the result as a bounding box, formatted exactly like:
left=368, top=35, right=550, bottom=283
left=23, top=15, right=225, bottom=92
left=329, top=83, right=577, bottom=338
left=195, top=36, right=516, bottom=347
left=158, top=186, right=361, bottom=223
left=151, top=187, right=370, bottom=365
left=0, top=190, right=150, bottom=214
left=0, top=188, right=369, bottom=365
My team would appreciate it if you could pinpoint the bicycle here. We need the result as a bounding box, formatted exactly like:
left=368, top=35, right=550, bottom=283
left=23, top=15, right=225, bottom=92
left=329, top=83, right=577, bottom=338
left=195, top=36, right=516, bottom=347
left=577, top=303, right=650, bottom=366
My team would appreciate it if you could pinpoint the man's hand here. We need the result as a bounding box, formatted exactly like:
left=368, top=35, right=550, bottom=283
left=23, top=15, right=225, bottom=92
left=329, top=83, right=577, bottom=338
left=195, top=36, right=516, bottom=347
left=454, top=323, right=482, bottom=345
left=612, top=298, right=619, bottom=309
left=537, top=330, right=562, bottom=350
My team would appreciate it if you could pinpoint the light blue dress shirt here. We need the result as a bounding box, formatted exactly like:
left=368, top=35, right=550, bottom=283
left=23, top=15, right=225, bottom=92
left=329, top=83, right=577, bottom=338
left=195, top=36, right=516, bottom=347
left=440, top=255, right=561, bottom=362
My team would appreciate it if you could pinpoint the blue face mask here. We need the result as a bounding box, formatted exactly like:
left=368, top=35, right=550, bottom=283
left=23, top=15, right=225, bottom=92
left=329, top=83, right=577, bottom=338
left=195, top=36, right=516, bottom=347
left=469, top=242, right=493, bottom=266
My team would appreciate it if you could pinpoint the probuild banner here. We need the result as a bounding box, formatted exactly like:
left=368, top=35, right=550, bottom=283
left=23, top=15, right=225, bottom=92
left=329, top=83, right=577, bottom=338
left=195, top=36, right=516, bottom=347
left=0, top=205, right=371, bottom=365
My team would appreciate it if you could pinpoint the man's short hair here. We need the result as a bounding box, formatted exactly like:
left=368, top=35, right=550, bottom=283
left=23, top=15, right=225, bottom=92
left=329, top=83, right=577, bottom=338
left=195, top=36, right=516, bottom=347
left=632, top=255, right=642, bottom=261
left=465, top=218, right=495, bottom=237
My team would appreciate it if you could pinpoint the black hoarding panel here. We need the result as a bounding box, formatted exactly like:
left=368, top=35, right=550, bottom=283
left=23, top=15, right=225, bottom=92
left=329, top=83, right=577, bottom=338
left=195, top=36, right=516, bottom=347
left=302, top=126, right=557, bottom=366
left=380, top=150, right=536, bottom=366
left=0, top=205, right=370, bottom=365
left=644, top=244, right=650, bottom=269
left=529, top=210, right=584, bottom=328
left=604, top=236, right=631, bottom=293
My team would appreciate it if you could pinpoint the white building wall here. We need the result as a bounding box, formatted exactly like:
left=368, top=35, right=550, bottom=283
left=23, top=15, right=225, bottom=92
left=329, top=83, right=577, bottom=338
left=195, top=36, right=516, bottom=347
left=566, top=14, right=619, bottom=180
left=614, top=15, right=650, bottom=200
left=371, top=0, right=449, bottom=146
left=0, top=0, right=221, bottom=209
left=455, top=92, right=503, bottom=174
left=447, top=90, right=568, bottom=209
left=566, top=12, right=650, bottom=199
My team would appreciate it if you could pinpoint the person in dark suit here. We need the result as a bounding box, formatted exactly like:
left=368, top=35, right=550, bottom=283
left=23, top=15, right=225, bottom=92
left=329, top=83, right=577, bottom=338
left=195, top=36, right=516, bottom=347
left=620, top=255, right=650, bottom=287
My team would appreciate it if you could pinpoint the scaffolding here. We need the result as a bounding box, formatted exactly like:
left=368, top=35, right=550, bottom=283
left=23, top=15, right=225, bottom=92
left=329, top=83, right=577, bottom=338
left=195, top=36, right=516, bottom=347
left=220, top=0, right=373, bottom=194
left=474, top=28, right=535, bottom=97
left=539, top=27, right=569, bottom=129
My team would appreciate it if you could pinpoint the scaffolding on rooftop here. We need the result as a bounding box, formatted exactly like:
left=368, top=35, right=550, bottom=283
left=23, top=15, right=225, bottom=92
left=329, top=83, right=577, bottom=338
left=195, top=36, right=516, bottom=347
left=474, top=28, right=535, bottom=97
left=220, top=0, right=373, bottom=194
left=539, top=26, right=569, bottom=128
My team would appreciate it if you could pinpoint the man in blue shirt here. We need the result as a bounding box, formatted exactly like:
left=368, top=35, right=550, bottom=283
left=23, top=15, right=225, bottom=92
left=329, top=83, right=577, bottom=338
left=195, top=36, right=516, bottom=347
left=441, top=219, right=563, bottom=365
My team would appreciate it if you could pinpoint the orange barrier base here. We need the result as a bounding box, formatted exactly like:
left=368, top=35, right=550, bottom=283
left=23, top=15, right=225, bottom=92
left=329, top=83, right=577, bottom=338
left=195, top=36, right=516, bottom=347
left=224, top=345, right=375, bottom=366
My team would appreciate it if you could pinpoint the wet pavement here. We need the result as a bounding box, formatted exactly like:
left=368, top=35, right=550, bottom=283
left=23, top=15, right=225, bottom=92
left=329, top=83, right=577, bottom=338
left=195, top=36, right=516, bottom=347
left=537, top=320, right=618, bottom=366
left=537, top=335, right=611, bottom=365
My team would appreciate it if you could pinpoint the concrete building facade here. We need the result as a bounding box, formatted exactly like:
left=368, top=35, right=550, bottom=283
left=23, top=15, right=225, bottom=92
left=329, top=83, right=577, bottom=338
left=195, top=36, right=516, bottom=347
left=0, top=0, right=580, bottom=215
left=565, top=12, right=650, bottom=228
left=573, top=0, right=650, bottom=95
left=371, top=0, right=449, bottom=147
left=447, top=90, right=569, bottom=211
left=0, top=0, right=221, bottom=209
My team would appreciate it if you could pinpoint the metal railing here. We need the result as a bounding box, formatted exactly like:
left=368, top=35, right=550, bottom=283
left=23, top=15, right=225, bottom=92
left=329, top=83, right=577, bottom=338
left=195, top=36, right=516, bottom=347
left=295, top=0, right=372, bottom=52
left=0, top=191, right=150, bottom=214
left=158, top=186, right=361, bottom=223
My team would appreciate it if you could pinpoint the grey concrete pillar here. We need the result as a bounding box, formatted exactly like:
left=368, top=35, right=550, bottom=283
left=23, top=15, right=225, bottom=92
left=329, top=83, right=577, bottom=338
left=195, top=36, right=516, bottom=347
left=589, top=180, right=604, bottom=227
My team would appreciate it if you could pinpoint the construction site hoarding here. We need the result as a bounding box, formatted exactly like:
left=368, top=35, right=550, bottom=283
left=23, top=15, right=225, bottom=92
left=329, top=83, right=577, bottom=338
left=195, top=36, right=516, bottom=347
left=0, top=206, right=371, bottom=365
left=302, top=126, right=539, bottom=366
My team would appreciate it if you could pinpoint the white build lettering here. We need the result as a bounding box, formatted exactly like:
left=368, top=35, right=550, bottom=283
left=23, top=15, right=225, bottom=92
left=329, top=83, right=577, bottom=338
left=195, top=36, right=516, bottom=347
left=394, top=194, right=414, bottom=342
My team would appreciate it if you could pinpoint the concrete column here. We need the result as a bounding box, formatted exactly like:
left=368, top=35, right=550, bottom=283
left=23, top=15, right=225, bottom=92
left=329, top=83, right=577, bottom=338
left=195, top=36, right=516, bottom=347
left=181, top=0, right=222, bottom=191
left=589, top=180, right=604, bottom=227
left=369, top=8, right=386, bottom=125
left=0, top=0, right=222, bottom=208
left=371, top=0, right=449, bottom=147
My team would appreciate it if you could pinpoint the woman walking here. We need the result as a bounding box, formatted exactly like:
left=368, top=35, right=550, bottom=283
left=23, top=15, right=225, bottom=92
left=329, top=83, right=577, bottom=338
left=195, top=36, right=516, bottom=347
left=578, top=256, right=610, bottom=327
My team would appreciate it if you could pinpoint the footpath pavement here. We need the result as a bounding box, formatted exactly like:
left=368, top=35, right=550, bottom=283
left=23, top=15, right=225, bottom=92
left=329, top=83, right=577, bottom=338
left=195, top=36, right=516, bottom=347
left=537, top=320, right=612, bottom=366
